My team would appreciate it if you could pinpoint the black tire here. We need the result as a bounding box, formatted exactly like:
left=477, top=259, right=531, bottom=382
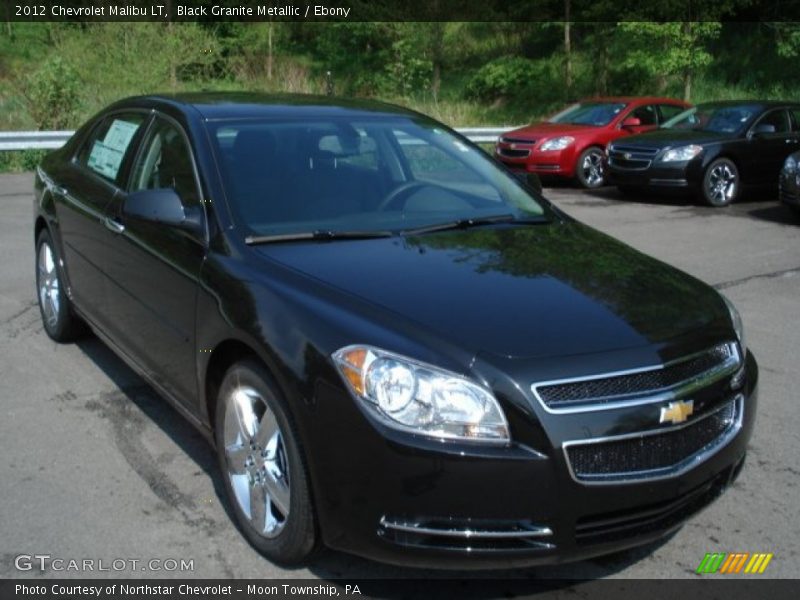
left=575, top=147, right=606, bottom=189
left=701, top=158, right=740, bottom=207
left=215, top=359, right=317, bottom=564
left=35, top=229, right=86, bottom=342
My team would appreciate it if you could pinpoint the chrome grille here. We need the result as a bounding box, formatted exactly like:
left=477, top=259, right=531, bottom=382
left=501, top=136, right=536, bottom=144
left=533, top=342, right=739, bottom=412
left=564, top=395, right=741, bottom=484
left=608, top=145, right=660, bottom=170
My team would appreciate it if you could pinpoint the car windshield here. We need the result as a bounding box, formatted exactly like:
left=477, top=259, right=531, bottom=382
left=662, top=104, right=760, bottom=134
left=548, top=102, right=627, bottom=126
left=209, top=117, right=547, bottom=238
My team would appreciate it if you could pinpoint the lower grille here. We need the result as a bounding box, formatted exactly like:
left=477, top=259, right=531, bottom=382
left=378, top=516, right=554, bottom=552
left=564, top=395, right=741, bottom=483
left=609, top=155, right=651, bottom=170
left=498, top=147, right=530, bottom=158
left=575, top=466, right=734, bottom=545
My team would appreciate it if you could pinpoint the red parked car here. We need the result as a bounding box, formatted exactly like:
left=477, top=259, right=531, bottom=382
left=495, top=97, right=691, bottom=188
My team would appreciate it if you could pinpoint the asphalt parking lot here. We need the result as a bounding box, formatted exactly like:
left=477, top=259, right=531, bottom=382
left=1, top=171, right=798, bottom=581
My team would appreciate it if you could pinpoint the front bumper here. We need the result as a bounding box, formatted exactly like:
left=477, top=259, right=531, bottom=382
left=495, top=144, right=576, bottom=179
left=306, top=350, right=758, bottom=569
left=779, top=172, right=800, bottom=207
left=607, top=152, right=705, bottom=193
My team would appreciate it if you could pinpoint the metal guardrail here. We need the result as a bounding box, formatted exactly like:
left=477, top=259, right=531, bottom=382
left=0, top=131, right=77, bottom=151
left=0, top=127, right=516, bottom=151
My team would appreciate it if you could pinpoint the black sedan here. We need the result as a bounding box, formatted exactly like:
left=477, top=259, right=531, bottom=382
left=779, top=150, right=800, bottom=215
left=34, top=93, right=757, bottom=569
left=607, top=100, right=800, bottom=206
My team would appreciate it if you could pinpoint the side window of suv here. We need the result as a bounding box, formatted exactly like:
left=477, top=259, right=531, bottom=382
left=130, top=117, right=199, bottom=206
left=76, top=113, right=146, bottom=185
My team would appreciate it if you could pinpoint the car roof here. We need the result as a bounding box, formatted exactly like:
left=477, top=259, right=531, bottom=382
left=694, top=99, right=800, bottom=109
left=118, top=92, right=425, bottom=121
left=576, top=96, right=688, bottom=105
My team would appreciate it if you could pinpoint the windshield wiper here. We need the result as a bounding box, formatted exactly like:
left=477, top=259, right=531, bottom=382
left=245, top=230, right=393, bottom=245
left=401, top=214, right=548, bottom=236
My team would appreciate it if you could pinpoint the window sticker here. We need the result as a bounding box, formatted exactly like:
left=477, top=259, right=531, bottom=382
left=87, top=119, right=139, bottom=180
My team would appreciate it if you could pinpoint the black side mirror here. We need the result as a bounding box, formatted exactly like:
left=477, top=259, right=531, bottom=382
left=514, top=171, right=543, bottom=194
left=123, top=189, right=204, bottom=234
left=750, top=123, right=776, bottom=138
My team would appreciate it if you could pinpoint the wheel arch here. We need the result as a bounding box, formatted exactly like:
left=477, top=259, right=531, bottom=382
left=203, top=338, right=264, bottom=434
left=34, top=215, right=48, bottom=242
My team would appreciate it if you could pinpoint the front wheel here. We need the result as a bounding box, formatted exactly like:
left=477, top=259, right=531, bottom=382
left=575, top=147, right=606, bottom=189
left=701, top=158, right=740, bottom=207
left=215, top=359, right=317, bottom=564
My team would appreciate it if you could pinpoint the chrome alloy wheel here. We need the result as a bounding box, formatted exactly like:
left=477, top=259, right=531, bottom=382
left=37, top=242, right=60, bottom=328
left=223, top=386, right=291, bottom=538
left=581, top=150, right=605, bottom=187
left=706, top=163, right=737, bottom=205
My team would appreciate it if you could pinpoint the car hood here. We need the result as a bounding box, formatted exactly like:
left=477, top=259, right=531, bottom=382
left=504, top=122, right=604, bottom=141
left=615, top=128, right=732, bottom=149
left=255, top=223, right=729, bottom=359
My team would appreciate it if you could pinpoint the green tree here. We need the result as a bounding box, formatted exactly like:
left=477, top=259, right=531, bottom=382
left=772, top=23, right=800, bottom=58
left=619, top=21, right=722, bottom=100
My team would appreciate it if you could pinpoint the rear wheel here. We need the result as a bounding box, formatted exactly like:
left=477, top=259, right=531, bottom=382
left=35, top=229, right=85, bottom=342
left=575, top=147, right=606, bottom=189
left=215, top=359, right=317, bottom=564
left=701, top=158, right=739, bottom=207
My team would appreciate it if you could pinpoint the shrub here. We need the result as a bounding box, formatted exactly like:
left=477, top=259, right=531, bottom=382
left=0, top=150, right=49, bottom=172
left=465, top=56, right=538, bottom=101
left=19, top=56, right=81, bottom=129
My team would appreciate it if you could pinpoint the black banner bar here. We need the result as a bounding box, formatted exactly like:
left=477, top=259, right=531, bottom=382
left=4, top=0, right=800, bottom=22
left=2, top=579, right=799, bottom=600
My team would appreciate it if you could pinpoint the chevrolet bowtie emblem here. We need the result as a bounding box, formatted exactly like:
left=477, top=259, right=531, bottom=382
left=660, top=400, right=694, bottom=425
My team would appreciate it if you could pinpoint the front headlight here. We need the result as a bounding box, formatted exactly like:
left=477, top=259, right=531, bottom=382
left=660, top=144, right=703, bottom=162
left=721, top=294, right=747, bottom=357
left=333, top=345, right=510, bottom=444
left=540, top=136, right=574, bottom=151
left=783, top=154, right=797, bottom=173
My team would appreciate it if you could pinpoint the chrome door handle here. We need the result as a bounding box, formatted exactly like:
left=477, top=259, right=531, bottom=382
left=53, top=185, right=69, bottom=196
left=104, top=217, right=125, bottom=234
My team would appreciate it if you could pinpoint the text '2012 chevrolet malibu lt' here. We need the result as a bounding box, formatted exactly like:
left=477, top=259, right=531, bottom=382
left=33, top=93, right=757, bottom=569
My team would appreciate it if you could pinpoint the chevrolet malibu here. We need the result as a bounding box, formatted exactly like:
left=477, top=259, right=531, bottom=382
left=34, top=93, right=757, bottom=568
left=495, top=97, right=690, bottom=188
left=608, top=101, right=800, bottom=206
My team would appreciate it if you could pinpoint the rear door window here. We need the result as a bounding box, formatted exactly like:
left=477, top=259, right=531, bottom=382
left=76, top=113, right=146, bottom=185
